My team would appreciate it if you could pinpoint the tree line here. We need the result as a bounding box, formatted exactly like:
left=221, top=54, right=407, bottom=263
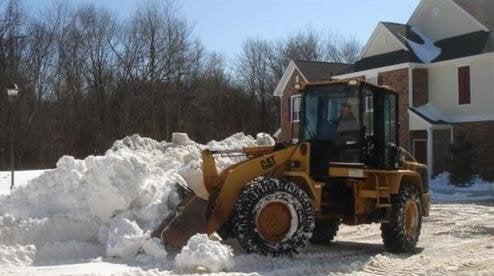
left=0, top=0, right=361, bottom=169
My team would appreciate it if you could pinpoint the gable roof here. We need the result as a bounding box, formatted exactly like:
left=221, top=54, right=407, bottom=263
left=410, top=104, right=450, bottom=125
left=273, top=60, right=349, bottom=97
left=346, top=0, right=494, bottom=74
left=293, top=60, right=349, bottom=82
left=381, top=22, right=424, bottom=46
left=351, top=22, right=423, bottom=71
left=358, top=22, right=410, bottom=61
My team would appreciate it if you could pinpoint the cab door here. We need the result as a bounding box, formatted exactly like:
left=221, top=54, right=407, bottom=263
left=375, top=90, right=399, bottom=169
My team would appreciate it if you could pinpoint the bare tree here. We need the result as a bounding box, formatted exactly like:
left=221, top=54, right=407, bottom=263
left=236, top=39, right=277, bottom=131
left=324, top=33, right=362, bottom=64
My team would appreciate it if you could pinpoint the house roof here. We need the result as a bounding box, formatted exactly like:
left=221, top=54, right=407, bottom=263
left=409, top=104, right=450, bottom=125
left=381, top=22, right=424, bottom=46
left=429, top=0, right=494, bottom=61
left=273, top=60, right=349, bottom=97
left=350, top=22, right=423, bottom=72
left=343, top=0, right=494, bottom=74
left=293, top=60, right=350, bottom=82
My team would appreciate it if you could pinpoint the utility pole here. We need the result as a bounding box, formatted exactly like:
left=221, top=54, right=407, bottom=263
left=7, top=84, right=19, bottom=190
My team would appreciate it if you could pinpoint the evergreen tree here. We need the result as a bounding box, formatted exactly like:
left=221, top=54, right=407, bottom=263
left=448, top=132, right=475, bottom=187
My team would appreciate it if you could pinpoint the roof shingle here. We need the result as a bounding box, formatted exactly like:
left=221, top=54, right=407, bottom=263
left=293, top=60, right=350, bottom=82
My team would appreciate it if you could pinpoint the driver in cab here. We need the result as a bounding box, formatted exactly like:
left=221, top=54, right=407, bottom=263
left=337, top=103, right=359, bottom=133
left=318, top=103, right=359, bottom=144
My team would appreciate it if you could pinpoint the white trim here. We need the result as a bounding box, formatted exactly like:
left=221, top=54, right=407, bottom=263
left=339, top=52, right=494, bottom=80
left=334, top=63, right=419, bottom=80
left=426, top=128, right=433, bottom=178
left=428, top=52, right=494, bottom=68
left=357, top=22, right=409, bottom=61
left=408, top=65, right=415, bottom=108
left=290, top=94, right=302, bottom=123
left=273, top=61, right=308, bottom=97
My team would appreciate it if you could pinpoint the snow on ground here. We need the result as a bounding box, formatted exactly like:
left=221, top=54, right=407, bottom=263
left=1, top=134, right=494, bottom=275
left=0, top=170, right=46, bottom=195
left=431, top=172, right=494, bottom=203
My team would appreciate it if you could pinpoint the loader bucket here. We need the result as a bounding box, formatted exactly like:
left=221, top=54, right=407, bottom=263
left=152, top=182, right=209, bottom=249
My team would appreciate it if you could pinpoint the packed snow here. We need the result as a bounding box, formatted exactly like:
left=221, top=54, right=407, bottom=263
left=1, top=133, right=494, bottom=275
left=402, top=26, right=441, bottom=63
left=175, top=234, right=234, bottom=273
left=0, top=132, right=273, bottom=274
left=0, top=170, right=46, bottom=195
left=431, top=172, right=494, bottom=203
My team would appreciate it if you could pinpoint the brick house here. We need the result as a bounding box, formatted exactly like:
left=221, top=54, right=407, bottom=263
left=273, top=60, right=349, bottom=143
left=274, top=0, right=494, bottom=179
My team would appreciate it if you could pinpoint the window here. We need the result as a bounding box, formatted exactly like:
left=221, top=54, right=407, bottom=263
left=458, top=66, right=471, bottom=105
left=291, top=95, right=301, bottom=122
left=363, top=90, right=374, bottom=136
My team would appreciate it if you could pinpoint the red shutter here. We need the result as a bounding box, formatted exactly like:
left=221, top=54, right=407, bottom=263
left=458, top=66, right=471, bottom=105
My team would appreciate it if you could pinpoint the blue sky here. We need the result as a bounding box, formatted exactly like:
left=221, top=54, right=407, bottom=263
left=24, top=0, right=420, bottom=61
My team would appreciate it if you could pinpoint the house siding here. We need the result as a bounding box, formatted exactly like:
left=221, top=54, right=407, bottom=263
left=428, top=56, right=494, bottom=120
left=409, top=0, right=485, bottom=42
left=379, top=68, right=411, bottom=150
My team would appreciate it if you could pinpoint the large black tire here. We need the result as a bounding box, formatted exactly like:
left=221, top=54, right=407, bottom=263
left=233, top=177, right=315, bottom=256
left=381, top=183, right=423, bottom=253
left=309, top=218, right=341, bottom=245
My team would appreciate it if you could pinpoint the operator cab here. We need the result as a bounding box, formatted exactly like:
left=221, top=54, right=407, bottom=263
left=299, top=80, right=400, bottom=177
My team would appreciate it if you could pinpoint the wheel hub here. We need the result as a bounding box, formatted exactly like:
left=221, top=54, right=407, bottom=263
left=256, top=201, right=292, bottom=242
left=404, top=200, right=419, bottom=238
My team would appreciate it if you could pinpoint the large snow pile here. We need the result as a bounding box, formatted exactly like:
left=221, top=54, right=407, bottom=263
left=0, top=132, right=273, bottom=267
left=430, top=172, right=494, bottom=203
left=175, top=234, right=234, bottom=273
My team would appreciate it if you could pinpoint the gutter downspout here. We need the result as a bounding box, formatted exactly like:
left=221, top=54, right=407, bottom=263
left=426, top=128, right=433, bottom=179
left=408, top=65, right=416, bottom=108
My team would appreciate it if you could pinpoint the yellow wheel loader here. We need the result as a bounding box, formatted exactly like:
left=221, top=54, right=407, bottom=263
left=152, top=79, right=430, bottom=256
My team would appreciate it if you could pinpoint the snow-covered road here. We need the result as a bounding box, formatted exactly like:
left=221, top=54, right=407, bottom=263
left=2, top=202, right=494, bottom=275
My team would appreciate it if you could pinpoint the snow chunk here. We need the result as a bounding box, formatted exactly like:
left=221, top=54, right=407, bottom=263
left=172, top=133, right=192, bottom=146
left=256, top=132, right=276, bottom=146
left=174, top=234, right=234, bottom=273
left=105, top=219, right=146, bottom=259
left=142, top=238, right=167, bottom=259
